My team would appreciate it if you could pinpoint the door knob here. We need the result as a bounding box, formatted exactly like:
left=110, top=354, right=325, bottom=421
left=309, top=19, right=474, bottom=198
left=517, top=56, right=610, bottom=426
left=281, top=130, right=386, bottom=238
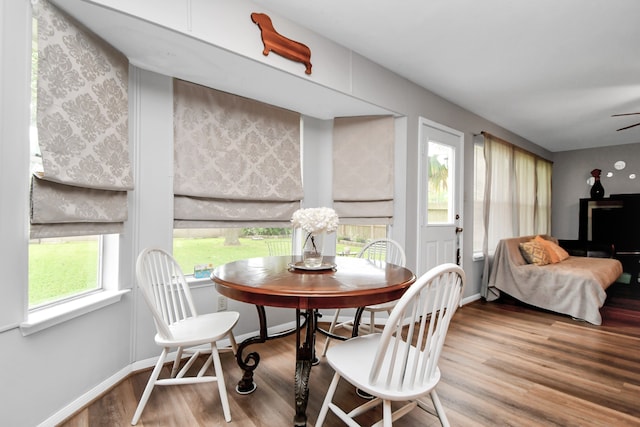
left=455, top=227, right=463, bottom=234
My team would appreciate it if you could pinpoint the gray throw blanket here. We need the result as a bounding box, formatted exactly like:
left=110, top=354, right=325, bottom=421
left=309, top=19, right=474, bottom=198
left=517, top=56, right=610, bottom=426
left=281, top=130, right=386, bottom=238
left=487, top=235, right=623, bottom=325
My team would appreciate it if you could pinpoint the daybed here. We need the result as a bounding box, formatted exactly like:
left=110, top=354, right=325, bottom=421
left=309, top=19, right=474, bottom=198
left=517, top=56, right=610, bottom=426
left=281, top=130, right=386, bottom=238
left=486, top=235, right=623, bottom=325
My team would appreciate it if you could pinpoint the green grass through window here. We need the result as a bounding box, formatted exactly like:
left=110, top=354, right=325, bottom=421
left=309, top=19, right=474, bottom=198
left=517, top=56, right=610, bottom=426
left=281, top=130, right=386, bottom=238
left=173, top=237, right=356, bottom=274
left=29, top=240, right=99, bottom=307
left=29, top=238, right=358, bottom=307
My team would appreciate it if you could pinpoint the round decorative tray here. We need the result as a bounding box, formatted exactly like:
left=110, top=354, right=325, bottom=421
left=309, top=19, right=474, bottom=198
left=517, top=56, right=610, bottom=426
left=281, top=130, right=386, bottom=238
left=288, top=261, right=337, bottom=271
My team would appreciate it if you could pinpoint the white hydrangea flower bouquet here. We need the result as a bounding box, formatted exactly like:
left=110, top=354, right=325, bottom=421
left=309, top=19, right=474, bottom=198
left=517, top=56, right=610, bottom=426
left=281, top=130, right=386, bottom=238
left=291, top=207, right=339, bottom=235
left=291, top=207, right=339, bottom=267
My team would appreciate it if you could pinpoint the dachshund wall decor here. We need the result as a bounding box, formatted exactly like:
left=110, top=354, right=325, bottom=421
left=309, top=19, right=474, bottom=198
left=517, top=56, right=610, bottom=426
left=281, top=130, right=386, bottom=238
left=251, top=12, right=312, bottom=75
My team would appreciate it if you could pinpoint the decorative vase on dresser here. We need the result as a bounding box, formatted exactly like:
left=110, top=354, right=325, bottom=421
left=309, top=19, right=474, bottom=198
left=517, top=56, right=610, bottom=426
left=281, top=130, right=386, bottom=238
left=590, top=168, right=605, bottom=199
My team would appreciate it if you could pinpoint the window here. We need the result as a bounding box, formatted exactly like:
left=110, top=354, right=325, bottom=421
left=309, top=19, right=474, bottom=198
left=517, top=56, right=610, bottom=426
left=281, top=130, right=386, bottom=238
left=172, top=225, right=389, bottom=274
left=336, top=224, right=389, bottom=256
left=427, top=141, right=453, bottom=224
left=474, top=132, right=552, bottom=258
left=28, top=236, right=101, bottom=308
left=29, top=16, right=102, bottom=308
left=29, top=17, right=95, bottom=308
left=473, top=142, right=486, bottom=254
left=172, top=80, right=303, bottom=272
left=27, top=2, right=130, bottom=309
left=173, top=227, right=292, bottom=275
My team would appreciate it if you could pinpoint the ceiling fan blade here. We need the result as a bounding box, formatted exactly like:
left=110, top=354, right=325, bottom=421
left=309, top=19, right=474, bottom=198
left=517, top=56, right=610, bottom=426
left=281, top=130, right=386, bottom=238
left=612, top=112, right=640, bottom=117
left=616, top=122, right=640, bottom=131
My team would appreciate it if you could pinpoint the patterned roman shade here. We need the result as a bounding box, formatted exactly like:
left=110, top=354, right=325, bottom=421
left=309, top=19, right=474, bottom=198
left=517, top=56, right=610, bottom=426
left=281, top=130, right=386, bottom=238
left=30, top=0, right=131, bottom=238
left=173, top=79, right=303, bottom=227
left=332, top=116, right=395, bottom=224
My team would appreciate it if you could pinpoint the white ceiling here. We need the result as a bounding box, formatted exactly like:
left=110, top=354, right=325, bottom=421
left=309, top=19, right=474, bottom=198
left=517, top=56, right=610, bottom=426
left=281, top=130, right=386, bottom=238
left=53, top=0, right=640, bottom=153
left=251, top=0, right=640, bottom=152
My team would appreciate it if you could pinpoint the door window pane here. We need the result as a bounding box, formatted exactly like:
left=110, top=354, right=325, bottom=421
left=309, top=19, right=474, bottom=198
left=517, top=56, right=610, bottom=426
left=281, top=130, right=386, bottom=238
left=427, top=141, right=453, bottom=224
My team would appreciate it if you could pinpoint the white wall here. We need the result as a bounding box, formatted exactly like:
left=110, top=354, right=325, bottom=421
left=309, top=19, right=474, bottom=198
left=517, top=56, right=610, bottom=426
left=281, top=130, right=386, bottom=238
left=551, top=142, right=640, bottom=239
left=0, top=1, right=554, bottom=425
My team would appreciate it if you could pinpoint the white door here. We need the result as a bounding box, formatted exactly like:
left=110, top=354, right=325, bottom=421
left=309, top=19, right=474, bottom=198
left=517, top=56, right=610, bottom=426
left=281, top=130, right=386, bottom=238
left=417, top=118, right=464, bottom=276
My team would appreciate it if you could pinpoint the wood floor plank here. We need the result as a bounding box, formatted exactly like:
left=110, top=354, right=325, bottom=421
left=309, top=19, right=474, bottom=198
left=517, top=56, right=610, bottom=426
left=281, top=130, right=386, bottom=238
left=57, top=293, right=640, bottom=426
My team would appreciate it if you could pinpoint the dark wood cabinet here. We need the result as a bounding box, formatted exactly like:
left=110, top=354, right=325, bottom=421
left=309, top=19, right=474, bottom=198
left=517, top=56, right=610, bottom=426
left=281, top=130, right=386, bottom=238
left=579, top=193, right=640, bottom=284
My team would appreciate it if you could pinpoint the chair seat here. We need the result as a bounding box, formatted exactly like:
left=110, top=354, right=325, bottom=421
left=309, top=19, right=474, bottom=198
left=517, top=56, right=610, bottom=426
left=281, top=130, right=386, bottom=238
left=156, top=311, right=239, bottom=347
left=326, top=334, right=441, bottom=401
left=364, top=300, right=397, bottom=312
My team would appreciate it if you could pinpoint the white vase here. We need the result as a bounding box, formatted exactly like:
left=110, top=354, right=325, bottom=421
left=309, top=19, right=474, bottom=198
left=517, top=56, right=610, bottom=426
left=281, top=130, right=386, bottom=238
left=302, top=232, right=325, bottom=268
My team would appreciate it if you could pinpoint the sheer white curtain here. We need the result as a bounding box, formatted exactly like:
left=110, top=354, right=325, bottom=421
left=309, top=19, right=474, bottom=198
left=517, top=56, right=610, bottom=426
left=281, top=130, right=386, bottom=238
left=481, top=136, right=514, bottom=263
left=535, top=160, right=552, bottom=234
left=515, top=149, right=536, bottom=233
left=480, top=132, right=552, bottom=298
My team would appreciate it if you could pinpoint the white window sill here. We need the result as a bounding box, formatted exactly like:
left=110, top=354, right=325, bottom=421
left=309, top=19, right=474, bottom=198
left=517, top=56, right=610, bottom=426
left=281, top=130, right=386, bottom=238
left=186, top=274, right=217, bottom=288
left=472, top=252, right=485, bottom=261
left=20, top=289, right=129, bottom=336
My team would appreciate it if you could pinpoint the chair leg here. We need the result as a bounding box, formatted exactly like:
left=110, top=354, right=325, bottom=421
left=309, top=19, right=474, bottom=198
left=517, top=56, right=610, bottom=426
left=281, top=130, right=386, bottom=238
left=429, top=390, right=450, bottom=427
left=315, top=371, right=341, bottom=426
left=369, top=310, right=376, bottom=334
left=131, top=347, right=169, bottom=425
left=170, top=346, right=184, bottom=378
left=382, top=400, right=393, bottom=427
left=321, top=309, right=341, bottom=356
left=211, top=342, right=232, bottom=422
left=228, top=331, right=238, bottom=355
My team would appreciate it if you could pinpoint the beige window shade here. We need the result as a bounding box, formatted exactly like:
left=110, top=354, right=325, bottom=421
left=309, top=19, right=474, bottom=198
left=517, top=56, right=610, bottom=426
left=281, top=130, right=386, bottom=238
left=30, top=0, right=131, bottom=238
left=173, top=80, right=303, bottom=227
left=332, top=116, right=394, bottom=224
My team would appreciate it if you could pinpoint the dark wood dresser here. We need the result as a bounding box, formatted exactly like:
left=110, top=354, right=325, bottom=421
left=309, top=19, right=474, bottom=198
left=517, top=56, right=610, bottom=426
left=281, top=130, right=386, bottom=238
left=579, top=193, right=640, bottom=284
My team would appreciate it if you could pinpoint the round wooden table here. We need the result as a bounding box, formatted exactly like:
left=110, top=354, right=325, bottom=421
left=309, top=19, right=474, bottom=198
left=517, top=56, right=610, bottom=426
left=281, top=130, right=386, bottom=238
left=212, top=256, right=416, bottom=426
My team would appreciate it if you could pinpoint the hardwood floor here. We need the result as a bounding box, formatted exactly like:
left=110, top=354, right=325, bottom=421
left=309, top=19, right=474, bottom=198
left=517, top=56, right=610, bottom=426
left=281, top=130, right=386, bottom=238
left=59, top=286, right=640, bottom=426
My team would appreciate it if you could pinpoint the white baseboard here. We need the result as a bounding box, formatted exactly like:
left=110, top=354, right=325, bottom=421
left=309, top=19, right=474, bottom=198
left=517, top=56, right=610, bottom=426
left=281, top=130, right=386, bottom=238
left=37, top=365, right=132, bottom=427
left=461, top=292, right=482, bottom=306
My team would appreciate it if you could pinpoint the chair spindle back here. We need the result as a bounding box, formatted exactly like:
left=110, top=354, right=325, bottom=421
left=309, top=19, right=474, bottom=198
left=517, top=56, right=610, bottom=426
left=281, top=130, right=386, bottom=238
left=369, top=263, right=464, bottom=390
left=358, top=238, right=407, bottom=267
left=136, top=248, right=198, bottom=339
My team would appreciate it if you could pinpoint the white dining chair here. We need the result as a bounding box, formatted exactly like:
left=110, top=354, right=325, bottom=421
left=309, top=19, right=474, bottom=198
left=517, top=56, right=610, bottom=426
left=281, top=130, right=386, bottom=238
left=266, top=239, right=292, bottom=256
left=322, top=238, right=407, bottom=356
left=315, top=263, right=465, bottom=427
left=131, top=248, right=239, bottom=425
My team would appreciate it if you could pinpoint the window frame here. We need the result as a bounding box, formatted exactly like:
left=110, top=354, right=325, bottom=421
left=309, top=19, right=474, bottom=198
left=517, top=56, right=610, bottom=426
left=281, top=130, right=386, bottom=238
left=473, top=140, right=486, bottom=259
left=28, top=235, right=103, bottom=310
left=21, top=234, right=126, bottom=336
left=22, top=12, right=127, bottom=332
